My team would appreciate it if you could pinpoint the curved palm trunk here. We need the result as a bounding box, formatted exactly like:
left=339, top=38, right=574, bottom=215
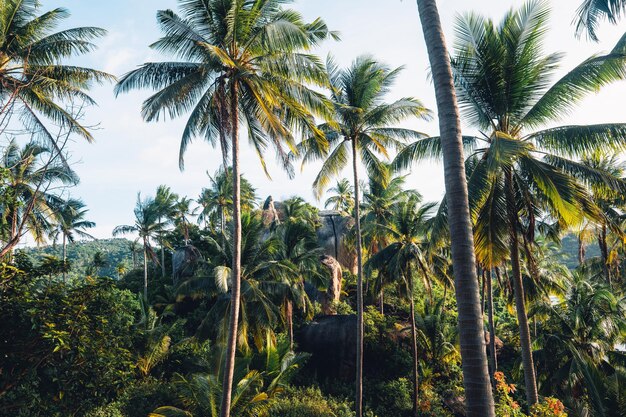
left=487, top=268, right=497, bottom=382
left=408, top=266, right=420, bottom=417
left=505, top=170, right=538, bottom=406
left=62, top=234, right=67, bottom=283
left=220, top=86, right=241, bottom=417
left=415, top=1, right=495, bottom=415
left=142, top=238, right=148, bottom=302
left=351, top=137, right=364, bottom=417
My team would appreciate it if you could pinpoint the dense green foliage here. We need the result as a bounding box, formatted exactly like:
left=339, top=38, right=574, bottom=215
left=2, top=1, right=626, bottom=417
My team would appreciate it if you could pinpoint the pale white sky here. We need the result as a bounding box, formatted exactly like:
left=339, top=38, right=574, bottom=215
left=31, top=0, right=626, bottom=240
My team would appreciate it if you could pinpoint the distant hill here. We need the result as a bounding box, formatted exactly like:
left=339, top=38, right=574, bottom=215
left=556, top=233, right=601, bottom=270
left=19, top=238, right=136, bottom=279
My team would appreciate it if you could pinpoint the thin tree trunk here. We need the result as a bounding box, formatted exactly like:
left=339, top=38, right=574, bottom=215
left=220, top=85, right=241, bottom=417
left=161, top=238, right=166, bottom=278
left=599, top=224, right=610, bottom=284
left=286, top=300, right=294, bottom=350
left=487, top=268, right=497, bottom=383
left=415, top=1, right=495, bottom=415
left=351, top=137, right=364, bottom=417
left=480, top=268, right=486, bottom=316
left=408, top=266, right=420, bottom=417
left=62, top=234, right=67, bottom=283
left=505, top=170, right=538, bottom=406
left=577, top=236, right=585, bottom=266
left=143, top=239, right=148, bottom=302
left=379, top=288, right=384, bottom=315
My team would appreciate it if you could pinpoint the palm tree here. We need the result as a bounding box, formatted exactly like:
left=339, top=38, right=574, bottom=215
left=534, top=271, right=626, bottom=415
left=366, top=197, right=435, bottom=417
left=401, top=1, right=626, bottom=405
left=0, top=140, right=78, bottom=253
left=324, top=179, right=354, bottom=215
left=49, top=198, right=96, bottom=282
left=361, top=166, right=420, bottom=310
left=113, top=194, right=163, bottom=302
left=173, top=196, right=199, bottom=243
left=154, top=185, right=178, bottom=277
left=413, top=0, right=496, bottom=414
left=115, top=3, right=336, bottom=414
left=198, top=168, right=257, bottom=234
left=296, top=55, right=431, bottom=417
left=0, top=0, right=112, bottom=150
left=576, top=0, right=626, bottom=40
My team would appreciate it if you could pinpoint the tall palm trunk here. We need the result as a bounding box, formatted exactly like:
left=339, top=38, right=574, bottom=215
left=220, top=84, right=241, bottom=417
left=62, top=233, right=67, bottom=283
left=161, top=247, right=166, bottom=276
left=351, top=137, right=364, bottom=417
left=505, top=170, right=538, bottom=406
left=142, top=238, right=148, bottom=302
left=286, top=299, right=294, bottom=350
left=487, top=268, right=497, bottom=382
left=598, top=224, right=610, bottom=284
left=407, top=266, right=419, bottom=417
left=415, top=1, right=495, bottom=415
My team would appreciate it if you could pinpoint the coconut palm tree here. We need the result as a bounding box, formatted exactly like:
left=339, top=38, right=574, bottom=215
left=413, top=0, right=496, bottom=414
left=576, top=0, right=626, bottom=40
left=534, top=270, right=626, bottom=415
left=324, top=179, right=354, bottom=215
left=198, top=168, right=257, bottom=234
left=400, top=1, right=626, bottom=405
left=0, top=0, right=112, bottom=149
left=366, top=197, right=436, bottom=417
left=0, top=140, right=78, bottom=253
left=113, top=194, right=163, bottom=302
left=361, top=166, right=420, bottom=311
left=115, top=3, right=336, bottom=413
left=154, top=185, right=178, bottom=277
left=49, top=198, right=96, bottom=282
left=296, top=55, right=431, bottom=416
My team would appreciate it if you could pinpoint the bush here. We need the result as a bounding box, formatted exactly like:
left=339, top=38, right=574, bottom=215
left=268, top=386, right=354, bottom=417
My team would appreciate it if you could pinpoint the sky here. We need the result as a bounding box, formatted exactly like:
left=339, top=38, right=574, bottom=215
left=25, top=0, right=626, bottom=243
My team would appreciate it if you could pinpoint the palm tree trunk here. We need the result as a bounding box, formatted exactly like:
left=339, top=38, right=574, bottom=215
left=408, top=266, right=419, bottom=417
left=577, top=236, right=586, bottom=266
left=143, top=239, right=148, bottom=302
left=220, top=85, right=241, bottom=417
left=415, top=1, right=495, bottom=415
left=62, top=234, right=67, bottom=283
left=379, top=288, right=384, bottom=315
left=505, top=170, right=538, bottom=406
left=599, top=224, right=610, bottom=284
left=286, top=299, right=294, bottom=350
left=161, top=236, right=166, bottom=278
left=487, top=268, right=497, bottom=382
left=351, top=137, right=364, bottom=417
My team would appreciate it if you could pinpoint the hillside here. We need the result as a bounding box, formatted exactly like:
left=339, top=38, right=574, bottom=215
left=19, top=238, right=136, bottom=279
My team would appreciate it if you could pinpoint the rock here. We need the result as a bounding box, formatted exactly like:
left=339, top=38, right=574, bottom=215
left=317, top=210, right=356, bottom=274
left=172, top=245, right=202, bottom=285
left=320, top=255, right=342, bottom=315
left=296, top=315, right=356, bottom=378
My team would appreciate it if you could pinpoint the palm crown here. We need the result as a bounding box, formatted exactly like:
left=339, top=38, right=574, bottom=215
left=115, top=0, right=338, bottom=173
left=0, top=0, right=113, bottom=149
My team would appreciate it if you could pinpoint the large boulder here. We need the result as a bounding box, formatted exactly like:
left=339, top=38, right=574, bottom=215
left=296, top=314, right=356, bottom=378
left=317, top=210, right=356, bottom=274
left=172, top=245, right=202, bottom=285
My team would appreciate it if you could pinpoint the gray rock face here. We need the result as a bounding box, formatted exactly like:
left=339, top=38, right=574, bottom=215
left=296, top=314, right=356, bottom=377
left=317, top=210, right=356, bottom=274
left=172, top=245, right=202, bottom=285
